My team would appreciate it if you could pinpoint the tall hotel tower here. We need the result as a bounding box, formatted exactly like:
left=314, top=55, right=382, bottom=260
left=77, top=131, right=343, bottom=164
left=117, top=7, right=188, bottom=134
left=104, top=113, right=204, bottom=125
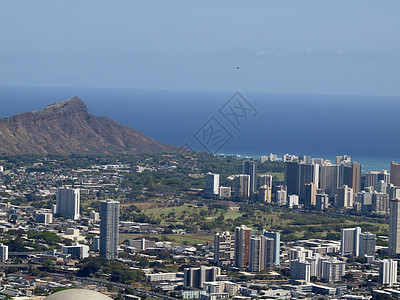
left=243, top=161, right=257, bottom=194
left=100, top=199, right=120, bottom=259
left=56, top=188, right=80, bottom=220
left=389, top=199, right=400, bottom=255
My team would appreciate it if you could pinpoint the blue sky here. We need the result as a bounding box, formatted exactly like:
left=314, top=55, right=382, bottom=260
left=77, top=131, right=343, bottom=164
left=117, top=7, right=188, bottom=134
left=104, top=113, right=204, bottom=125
left=1, top=0, right=400, bottom=96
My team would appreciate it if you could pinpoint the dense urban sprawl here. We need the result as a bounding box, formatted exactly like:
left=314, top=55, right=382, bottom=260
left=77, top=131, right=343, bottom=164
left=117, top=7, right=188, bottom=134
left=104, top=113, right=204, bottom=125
left=0, top=153, right=398, bottom=299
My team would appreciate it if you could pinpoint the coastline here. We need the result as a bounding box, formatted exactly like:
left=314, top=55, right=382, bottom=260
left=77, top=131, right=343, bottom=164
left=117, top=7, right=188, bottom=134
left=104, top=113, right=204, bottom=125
left=219, top=152, right=393, bottom=173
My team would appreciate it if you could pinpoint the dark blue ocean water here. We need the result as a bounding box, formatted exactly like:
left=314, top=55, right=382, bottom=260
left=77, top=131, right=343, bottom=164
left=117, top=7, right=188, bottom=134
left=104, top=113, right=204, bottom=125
left=1, top=86, right=399, bottom=172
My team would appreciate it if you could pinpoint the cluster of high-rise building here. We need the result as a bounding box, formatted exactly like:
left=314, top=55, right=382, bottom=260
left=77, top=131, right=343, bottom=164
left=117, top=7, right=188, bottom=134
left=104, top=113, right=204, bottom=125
left=183, top=266, right=242, bottom=299
left=232, top=161, right=261, bottom=198
left=214, top=225, right=280, bottom=273
left=281, top=156, right=400, bottom=216
left=204, top=155, right=400, bottom=212
left=338, top=227, right=400, bottom=286
left=288, top=246, right=346, bottom=283
left=205, top=173, right=232, bottom=198
left=260, top=153, right=278, bottom=163
left=206, top=160, right=273, bottom=200
left=55, top=187, right=120, bottom=260
left=283, top=155, right=363, bottom=210
left=340, top=227, right=376, bottom=257
left=209, top=155, right=400, bottom=218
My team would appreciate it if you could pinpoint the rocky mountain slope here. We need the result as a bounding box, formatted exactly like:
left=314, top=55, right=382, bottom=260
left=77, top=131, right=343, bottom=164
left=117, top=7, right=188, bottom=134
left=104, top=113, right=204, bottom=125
left=0, top=97, right=177, bottom=155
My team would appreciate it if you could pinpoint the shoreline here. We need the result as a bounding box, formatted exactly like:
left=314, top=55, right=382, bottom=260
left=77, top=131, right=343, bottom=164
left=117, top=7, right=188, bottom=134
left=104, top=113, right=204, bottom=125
left=218, top=152, right=394, bottom=173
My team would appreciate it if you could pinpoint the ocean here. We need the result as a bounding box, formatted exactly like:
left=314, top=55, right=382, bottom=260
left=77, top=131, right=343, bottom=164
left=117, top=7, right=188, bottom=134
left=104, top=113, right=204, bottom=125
left=1, top=86, right=399, bottom=172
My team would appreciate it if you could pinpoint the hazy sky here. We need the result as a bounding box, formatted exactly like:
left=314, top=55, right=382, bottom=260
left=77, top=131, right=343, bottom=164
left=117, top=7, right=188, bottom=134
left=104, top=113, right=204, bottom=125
left=1, top=1, right=399, bottom=96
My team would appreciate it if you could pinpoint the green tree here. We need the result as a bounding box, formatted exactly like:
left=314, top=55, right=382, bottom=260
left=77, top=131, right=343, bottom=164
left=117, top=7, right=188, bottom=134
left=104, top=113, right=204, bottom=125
left=42, top=260, right=55, bottom=272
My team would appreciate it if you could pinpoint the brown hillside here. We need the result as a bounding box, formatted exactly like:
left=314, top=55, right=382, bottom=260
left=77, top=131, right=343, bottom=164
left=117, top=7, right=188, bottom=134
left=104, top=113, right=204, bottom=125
left=0, top=97, right=178, bottom=155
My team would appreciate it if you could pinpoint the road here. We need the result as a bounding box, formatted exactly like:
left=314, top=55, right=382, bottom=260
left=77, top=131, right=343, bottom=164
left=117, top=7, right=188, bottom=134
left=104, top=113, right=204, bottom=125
left=9, top=252, right=47, bottom=256
left=0, top=263, right=40, bottom=269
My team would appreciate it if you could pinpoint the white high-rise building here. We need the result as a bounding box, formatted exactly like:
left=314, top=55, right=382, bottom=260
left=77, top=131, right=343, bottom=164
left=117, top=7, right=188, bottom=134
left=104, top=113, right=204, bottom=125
left=306, top=254, right=320, bottom=277
left=336, top=185, right=353, bottom=209
left=389, top=199, right=400, bottom=255
left=289, top=247, right=313, bottom=261
left=321, top=259, right=345, bottom=283
left=376, top=180, right=387, bottom=194
left=203, top=281, right=240, bottom=297
left=290, top=258, right=311, bottom=282
left=52, top=204, right=57, bottom=215
left=373, top=192, right=389, bottom=213
left=340, top=227, right=361, bottom=256
left=276, top=188, right=287, bottom=206
left=56, top=188, right=80, bottom=220
left=288, top=195, right=299, bottom=208
left=0, top=244, right=8, bottom=262
left=380, top=259, right=398, bottom=286
left=100, top=199, right=120, bottom=259
left=0, top=166, right=3, bottom=173
left=205, top=173, right=219, bottom=195
left=62, top=243, right=90, bottom=259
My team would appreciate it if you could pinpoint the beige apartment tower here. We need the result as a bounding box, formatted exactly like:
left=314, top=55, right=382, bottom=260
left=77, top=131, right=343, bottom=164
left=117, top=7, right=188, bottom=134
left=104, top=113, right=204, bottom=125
left=258, top=185, right=272, bottom=203
left=214, top=232, right=235, bottom=266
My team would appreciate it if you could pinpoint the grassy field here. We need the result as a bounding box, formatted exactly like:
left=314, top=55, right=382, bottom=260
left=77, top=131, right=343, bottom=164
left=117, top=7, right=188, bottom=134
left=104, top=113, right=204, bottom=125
left=143, top=203, right=201, bottom=218
left=143, top=204, right=243, bottom=225
left=264, top=212, right=389, bottom=241
left=122, top=199, right=166, bottom=210
left=258, top=172, right=284, bottom=181
left=137, top=202, right=389, bottom=243
left=223, top=210, right=243, bottom=220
